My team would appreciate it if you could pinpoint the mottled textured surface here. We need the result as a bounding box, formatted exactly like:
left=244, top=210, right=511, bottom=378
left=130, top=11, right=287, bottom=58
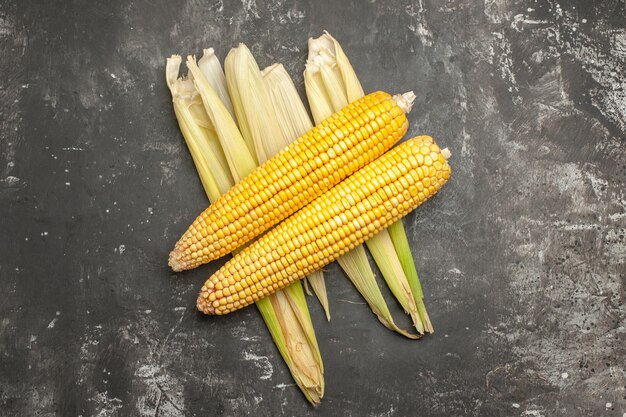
left=0, top=0, right=624, bottom=416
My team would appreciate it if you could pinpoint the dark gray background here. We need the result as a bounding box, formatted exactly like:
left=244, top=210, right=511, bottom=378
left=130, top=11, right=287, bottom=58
left=1, top=0, right=624, bottom=416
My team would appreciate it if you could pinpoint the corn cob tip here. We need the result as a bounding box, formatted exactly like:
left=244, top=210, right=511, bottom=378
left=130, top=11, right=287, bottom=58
left=168, top=248, right=187, bottom=272
left=392, top=91, right=416, bottom=114
left=197, top=287, right=217, bottom=314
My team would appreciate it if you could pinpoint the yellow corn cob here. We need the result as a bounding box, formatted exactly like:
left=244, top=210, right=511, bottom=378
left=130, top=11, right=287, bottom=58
left=197, top=136, right=451, bottom=315
left=169, top=91, right=413, bottom=272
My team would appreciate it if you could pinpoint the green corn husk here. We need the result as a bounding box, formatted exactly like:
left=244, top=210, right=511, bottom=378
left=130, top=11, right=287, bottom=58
left=336, top=246, right=418, bottom=339
left=366, top=232, right=421, bottom=332
left=256, top=283, right=324, bottom=404
left=388, top=221, right=433, bottom=332
left=305, top=31, right=432, bottom=334
left=261, top=63, right=330, bottom=321
left=170, top=52, right=324, bottom=404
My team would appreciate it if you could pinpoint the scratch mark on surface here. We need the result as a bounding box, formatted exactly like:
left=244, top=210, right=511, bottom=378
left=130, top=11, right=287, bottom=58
left=243, top=351, right=273, bottom=380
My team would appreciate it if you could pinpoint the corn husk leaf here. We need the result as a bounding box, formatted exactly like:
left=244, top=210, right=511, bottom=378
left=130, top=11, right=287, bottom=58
left=197, top=48, right=235, bottom=118
left=177, top=52, right=324, bottom=404
left=337, top=247, right=418, bottom=339
left=165, top=55, right=233, bottom=200
left=262, top=63, right=312, bottom=139
left=226, top=52, right=288, bottom=159
left=366, top=231, right=423, bottom=333
left=304, top=31, right=363, bottom=122
left=388, top=221, right=433, bottom=332
left=303, top=270, right=329, bottom=321
left=256, top=285, right=324, bottom=404
left=225, top=44, right=283, bottom=163
left=304, top=47, right=343, bottom=123
left=328, top=33, right=364, bottom=101
left=305, top=32, right=430, bottom=334
left=186, top=55, right=257, bottom=182
left=262, top=63, right=330, bottom=321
